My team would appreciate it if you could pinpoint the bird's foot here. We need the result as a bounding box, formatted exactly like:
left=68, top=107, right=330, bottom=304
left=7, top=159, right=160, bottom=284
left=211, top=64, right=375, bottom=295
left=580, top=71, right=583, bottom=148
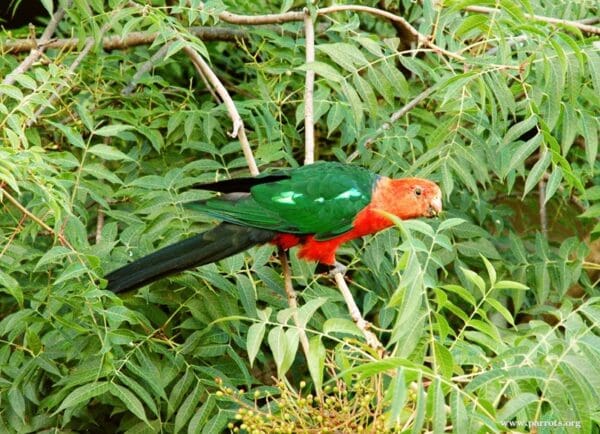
left=328, top=261, right=347, bottom=277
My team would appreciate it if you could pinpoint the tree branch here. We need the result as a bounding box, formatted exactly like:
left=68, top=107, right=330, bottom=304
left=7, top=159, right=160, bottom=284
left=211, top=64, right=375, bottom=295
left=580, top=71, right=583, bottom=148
left=122, top=41, right=174, bottom=96
left=333, top=272, right=384, bottom=352
left=2, top=27, right=247, bottom=54
left=182, top=41, right=259, bottom=175
left=538, top=178, right=548, bottom=236
left=347, top=86, right=434, bottom=163
left=1, top=187, right=74, bottom=250
left=26, top=18, right=112, bottom=127
left=278, top=249, right=311, bottom=359
left=216, top=4, right=465, bottom=61
left=303, top=8, right=316, bottom=165
left=3, top=1, right=71, bottom=85
left=465, top=5, right=600, bottom=35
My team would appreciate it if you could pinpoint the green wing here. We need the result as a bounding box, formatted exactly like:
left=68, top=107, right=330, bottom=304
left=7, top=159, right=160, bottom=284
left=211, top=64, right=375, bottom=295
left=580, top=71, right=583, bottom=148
left=194, top=162, right=379, bottom=240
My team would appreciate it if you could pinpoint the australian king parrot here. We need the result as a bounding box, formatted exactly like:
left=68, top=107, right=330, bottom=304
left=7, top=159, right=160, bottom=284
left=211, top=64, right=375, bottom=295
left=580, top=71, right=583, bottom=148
left=106, top=162, right=442, bottom=293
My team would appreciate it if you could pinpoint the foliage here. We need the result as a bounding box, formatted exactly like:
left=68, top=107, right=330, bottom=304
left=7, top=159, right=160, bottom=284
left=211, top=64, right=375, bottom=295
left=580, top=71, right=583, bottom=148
left=0, top=0, right=599, bottom=433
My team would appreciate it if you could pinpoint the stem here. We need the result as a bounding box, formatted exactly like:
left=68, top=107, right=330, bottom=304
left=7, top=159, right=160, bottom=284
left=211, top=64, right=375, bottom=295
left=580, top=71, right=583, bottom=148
left=278, top=249, right=311, bottom=360
left=182, top=42, right=259, bottom=175
left=1, top=187, right=74, bottom=250
left=3, top=1, right=71, bottom=85
left=465, top=5, right=600, bottom=35
left=303, top=8, right=316, bottom=166
left=3, top=27, right=247, bottom=54
left=333, top=272, right=384, bottom=352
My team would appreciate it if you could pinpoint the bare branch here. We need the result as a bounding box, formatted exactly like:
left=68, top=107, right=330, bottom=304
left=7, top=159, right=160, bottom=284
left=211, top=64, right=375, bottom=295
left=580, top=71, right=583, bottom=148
left=538, top=178, right=548, bottom=236
left=278, top=249, right=311, bottom=359
left=347, top=86, right=434, bottom=163
left=465, top=5, right=600, bottom=35
left=3, top=1, right=71, bottom=85
left=122, top=42, right=173, bottom=96
left=96, top=208, right=105, bottom=244
left=389, top=87, right=435, bottom=124
left=182, top=41, right=259, bottom=175
left=216, top=4, right=465, bottom=61
left=303, top=8, right=316, bottom=165
left=2, top=27, right=247, bottom=54
left=1, top=187, right=74, bottom=250
left=333, top=272, right=384, bottom=352
left=26, top=19, right=112, bottom=127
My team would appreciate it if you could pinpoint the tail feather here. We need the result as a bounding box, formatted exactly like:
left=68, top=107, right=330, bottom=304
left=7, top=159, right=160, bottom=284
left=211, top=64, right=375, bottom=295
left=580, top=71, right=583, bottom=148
left=106, top=223, right=276, bottom=293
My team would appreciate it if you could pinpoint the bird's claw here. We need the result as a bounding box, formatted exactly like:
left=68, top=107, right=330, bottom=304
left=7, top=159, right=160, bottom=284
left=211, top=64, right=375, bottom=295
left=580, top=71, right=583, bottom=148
left=328, top=261, right=347, bottom=277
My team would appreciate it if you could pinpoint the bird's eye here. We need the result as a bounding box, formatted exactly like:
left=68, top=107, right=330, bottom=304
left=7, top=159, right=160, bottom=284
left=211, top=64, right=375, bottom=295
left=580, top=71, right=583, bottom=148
left=414, top=187, right=423, bottom=196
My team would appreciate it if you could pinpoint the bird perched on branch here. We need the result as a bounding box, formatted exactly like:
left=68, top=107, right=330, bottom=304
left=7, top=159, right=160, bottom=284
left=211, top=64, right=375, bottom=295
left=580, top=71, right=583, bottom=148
left=105, top=162, right=442, bottom=293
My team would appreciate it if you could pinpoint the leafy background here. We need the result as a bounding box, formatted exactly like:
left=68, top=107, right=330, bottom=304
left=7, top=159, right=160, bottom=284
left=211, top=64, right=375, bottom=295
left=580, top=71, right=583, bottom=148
left=0, top=0, right=599, bottom=432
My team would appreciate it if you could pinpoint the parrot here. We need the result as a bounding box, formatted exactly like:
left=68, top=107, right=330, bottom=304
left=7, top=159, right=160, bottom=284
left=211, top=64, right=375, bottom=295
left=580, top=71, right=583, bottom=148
left=105, top=162, right=442, bottom=293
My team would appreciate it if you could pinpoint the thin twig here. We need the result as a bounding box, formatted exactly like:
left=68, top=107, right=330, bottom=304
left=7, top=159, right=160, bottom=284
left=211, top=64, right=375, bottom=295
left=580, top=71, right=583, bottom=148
left=347, top=86, right=434, bottom=163
left=578, top=17, right=600, bottom=25
left=303, top=8, right=315, bottom=165
left=182, top=41, right=259, bottom=175
left=187, top=45, right=222, bottom=103
left=216, top=4, right=465, bottom=61
left=538, top=177, right=548, bottom=236
left=333, top=272, right=384, bottom=352
left=2, top=27, right=247, bottom=54
left=95, top=208, right=105, bottom=244
left=390, top=87, right=435, bottom=123
left=1, top=187, right=74, bottom=250
left=465, top=5, right=600, bottom=35
left=27, top=16, right=114, bottom=127
left=0, top=215, right=26, bottom=259
left=122, top=41, right=173, bottom=96
left=278, top=249, right=311, bottom=359
left=3, top=1, right=70, bottom=85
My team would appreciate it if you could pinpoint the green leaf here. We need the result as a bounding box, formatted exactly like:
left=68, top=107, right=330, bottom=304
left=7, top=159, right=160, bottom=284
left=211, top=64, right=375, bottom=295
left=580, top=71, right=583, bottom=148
left=505, top=134, right=542, bottom=176
left=109, top=383, right=148, bottom=423
left=0, top=84, right=24, bottom=100
left=438, top=218, right=466, bottom=232
left=307, top=336, right=325, bottom=393
left=461, top=267, right=486, bottom=296
left=503, top=116, right=538, bottom=146
left=323, top=318, right=362, bottom=337
left=317, top=42, right=369, bottom=72
left=480, top=255, right=496, bottom=286
left=341, top=80, right=363, bottom=127
left=300, top=61, right=344, bottom=82
left=544, top=167, right=563, bottom=204
left=54, top=263, right=88, bottom=285
left=246, top=322, right=266, bottom=367
left=494, top=280, right=529, bottom=290
left=523, top=150, right=550, bottom=197
left=497, top=393, right=538, bottom=421
left=580, top=113, right=598, bottom=168
left=47, top=121, right=86, bottom=149
left=56, top=382, right=110, bottom=413
left=485, top=298, right=515, bottom=326
left=8, top=388, right=25, bottom=421
left=174, top=382, right=202, bottom=434
left=433, top=341, right=454, bottom=379
left=188, top=395, right=215, bottom=434
left=88, top=144, right=134, bottom=161
left=268, top=326, right=287, bottom=377
left=94, top=124, right=134, bottom=137
left=450, top=390, right=468, bottom=433
left=297, top=297, right=327, bottom=328
left=385, top=368, right=407, bottom=430
left=431, top=379, right=445, bottom=434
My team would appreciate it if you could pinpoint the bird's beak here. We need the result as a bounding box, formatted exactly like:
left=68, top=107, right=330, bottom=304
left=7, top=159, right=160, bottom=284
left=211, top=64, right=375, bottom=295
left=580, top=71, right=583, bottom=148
left=428, top=195, right=442, bottom=217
